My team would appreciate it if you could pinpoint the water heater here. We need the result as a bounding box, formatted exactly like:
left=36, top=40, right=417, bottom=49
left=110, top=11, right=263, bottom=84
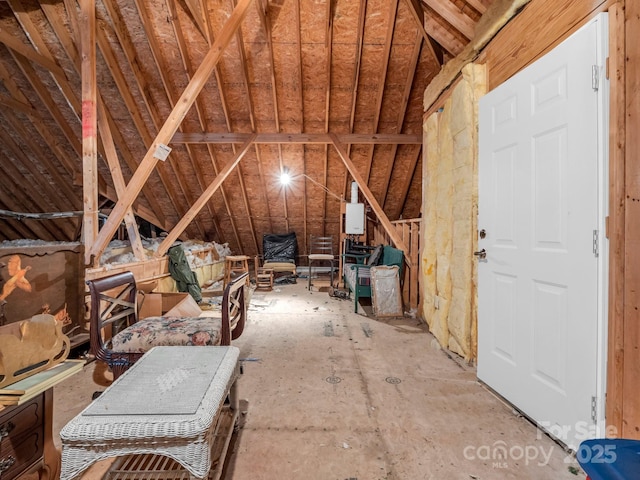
left=345, top=203, right=365, bottom=234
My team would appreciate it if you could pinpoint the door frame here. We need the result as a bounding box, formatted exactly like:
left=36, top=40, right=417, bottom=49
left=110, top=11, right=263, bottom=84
left=475, top=12, right=610, bottom=442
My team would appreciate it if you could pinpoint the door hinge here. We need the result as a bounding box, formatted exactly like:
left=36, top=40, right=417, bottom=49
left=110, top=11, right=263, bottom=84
left=591, top=395, right=598, bottom=423
left=592, top=65, right=600, bottom=91
left=593, top=230, right=599, bottom=257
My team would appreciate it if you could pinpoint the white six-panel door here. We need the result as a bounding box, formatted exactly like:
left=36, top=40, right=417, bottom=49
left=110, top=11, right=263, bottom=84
left=477, top=15, right=608, bottom=450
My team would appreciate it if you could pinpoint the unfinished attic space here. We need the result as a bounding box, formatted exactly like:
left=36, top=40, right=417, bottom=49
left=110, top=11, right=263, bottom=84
left=2, top=0, right=640, bottom=478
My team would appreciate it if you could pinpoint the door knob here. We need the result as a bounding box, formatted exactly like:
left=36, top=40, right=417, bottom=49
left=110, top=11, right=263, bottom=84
left=474, top=249, right=487, bottom=259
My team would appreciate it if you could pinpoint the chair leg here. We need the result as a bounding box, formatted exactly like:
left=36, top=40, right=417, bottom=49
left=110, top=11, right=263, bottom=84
left=308, top=262, right=312, bottom=290
left=330, top=260, right=335, bottom=288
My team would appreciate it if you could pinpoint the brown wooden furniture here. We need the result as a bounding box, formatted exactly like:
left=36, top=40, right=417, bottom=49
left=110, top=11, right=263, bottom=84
left=87, top=271, right=248, bottom=380
left=307, top=235, right=335, bottom=290
left=223, top=255, right=250, bottom=288
left=0, top=360, right=84, bottom=480
left=1, top=392, right=50, bottom=480
left=254, top=256, right=273, bottom=291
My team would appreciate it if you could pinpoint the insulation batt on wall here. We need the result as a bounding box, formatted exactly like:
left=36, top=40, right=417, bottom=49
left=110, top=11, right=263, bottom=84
left=421, top=63, right=486, bottom=362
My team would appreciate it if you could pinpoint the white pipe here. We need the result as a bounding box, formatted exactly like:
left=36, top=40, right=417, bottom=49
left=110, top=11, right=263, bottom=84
left=350, top=182, right=358, bottom=203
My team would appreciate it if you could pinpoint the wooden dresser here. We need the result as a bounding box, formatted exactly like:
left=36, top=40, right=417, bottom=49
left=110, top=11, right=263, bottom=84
left=0, top=393, right=45, bottom=479
left=0, top=361, right=84, bottom=480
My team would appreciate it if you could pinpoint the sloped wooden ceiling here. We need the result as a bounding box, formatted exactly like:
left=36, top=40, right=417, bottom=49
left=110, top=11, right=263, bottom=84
left=0, top=0, right=492, bottom=260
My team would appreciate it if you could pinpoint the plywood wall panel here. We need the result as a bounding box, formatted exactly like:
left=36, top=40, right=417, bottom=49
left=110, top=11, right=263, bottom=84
left=482, top=0, right=615, bottom=90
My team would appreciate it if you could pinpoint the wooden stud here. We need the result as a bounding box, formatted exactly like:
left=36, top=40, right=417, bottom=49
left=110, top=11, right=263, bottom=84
left=80, top=0, right=98, bottom=261
left=606, top=1, right=626, bottom=438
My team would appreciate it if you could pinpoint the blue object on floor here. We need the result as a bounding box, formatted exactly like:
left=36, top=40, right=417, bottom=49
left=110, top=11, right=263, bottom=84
left=577, top=438, right=640, bottom=479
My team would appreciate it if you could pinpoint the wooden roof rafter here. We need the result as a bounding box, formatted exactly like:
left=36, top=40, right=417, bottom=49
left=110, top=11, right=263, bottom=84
left=0, top=107, right=81, bottom=216
left=0, top=126, right=77, bottom=238
left=362, top=0, right=399, bottom=186
left=314, top=0, right=335, bottom=242
left=256, top=0, right=289, bottom=234
left=130, top=0, right=209, bottom=239
left=165, top=0, right=232, bottom=246
left=6, top=51, right=81, bottom=159
left=422, top=0, right=476, bottom=40
left=0, top=130, right=71, bottom=240
left=42, top=0, right=168, bottom=231
left=292, top=2, right=309, bottom=252
left=253, top=0, right=276, bottom=236
left=156, top=136, right=256, bottom=255
left=7, top=0, right=81, bottom=124
left=380, top=33, right=424, bottom=211
left=220, top=0, right=261, bottom=254
left=422, top=3, right=467, bottom=56
left=340, top=0, right=367, bottom=201
left=89, top=0, right=255, bottom=263
left=404, top=0, right=443, bottom=65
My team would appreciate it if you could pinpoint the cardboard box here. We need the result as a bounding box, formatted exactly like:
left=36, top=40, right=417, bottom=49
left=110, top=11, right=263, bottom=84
left=138, top=291, right=202, bottom=319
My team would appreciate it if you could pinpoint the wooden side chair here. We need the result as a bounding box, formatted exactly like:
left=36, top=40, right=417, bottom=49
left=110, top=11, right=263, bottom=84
left=307, top=235, right=336, bottom=290
left=87, top=271, right=248, bottom=380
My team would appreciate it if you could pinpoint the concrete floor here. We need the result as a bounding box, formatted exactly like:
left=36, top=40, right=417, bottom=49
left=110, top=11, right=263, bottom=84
left=51, top=281, right=586, bottom=480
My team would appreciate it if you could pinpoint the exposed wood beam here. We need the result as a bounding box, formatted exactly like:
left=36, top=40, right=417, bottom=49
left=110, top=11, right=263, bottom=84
left=422, top=0, right=476, bottom=39
left=171, top=132, right=423, bottom=144
left=0, top=28, right=66, bottom=78
left=90, top=0, right=255, bottom=261
left=231, top=0, right=260, bottom=254
left=7, top=0, right=80, bottom=125
left=0, top=129, right=72, bottom=240
left=254, top=0, right=274, bottom=236
left=465, top=0, right=487, bottom=15
left=132, top=0, right=207, bottom=239
left=96, top=100, right=147, bottom=261
left=605, top=0, right=626, bottom=437
left=330, top=134, right=407, bottom=254
left=168, top=0, right=233, bottom=245
left=341, top=0, right=367, bottom=201
left=423, top=6, right=467, bottom=56
left=0, top=61, right=76, bottom=177
left=256, top=0, right=282, bottom=235
left=80, top=0, right=99, bottom=260
left=403, top=0, right=441, bottom=65
left=316, top=0, right=334, bottom=241
left=296, top=0, right=304, bottom=249
left=423, top=0, right=532, bottom=112
left=466, top=0, right=488, bottom=14
left=0, top=92, right=34, bottom=117
left=157, top=136, right=256, bottom=257
left=39, top=0, right=167, bottom=231
left=9, top=53, right=82, bottom=157
left=364, top=0, right=398, bottom=185
left=0, top=109, right=81, bottom=213
left=183, top=0, right=208, bottom=40
left=381, top=34, right=424, bottom=210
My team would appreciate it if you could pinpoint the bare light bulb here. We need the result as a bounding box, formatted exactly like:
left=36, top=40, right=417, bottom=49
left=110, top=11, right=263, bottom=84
left=280, top=172, right=291, bottom=185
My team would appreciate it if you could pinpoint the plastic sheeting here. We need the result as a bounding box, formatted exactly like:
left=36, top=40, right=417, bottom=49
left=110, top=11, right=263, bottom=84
left=263, top=233, right=298, bottom=263
left=371, top=265, right=402, bottom=317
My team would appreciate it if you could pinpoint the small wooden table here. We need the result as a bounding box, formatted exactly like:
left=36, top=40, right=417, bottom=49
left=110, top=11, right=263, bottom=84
left=60, top=346, right=240, bottom=480
left=0, top=360, right=85, bottom=480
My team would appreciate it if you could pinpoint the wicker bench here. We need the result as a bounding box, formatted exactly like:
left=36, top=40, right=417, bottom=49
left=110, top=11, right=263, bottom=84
left=60, top=346, right=240, bottom=480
